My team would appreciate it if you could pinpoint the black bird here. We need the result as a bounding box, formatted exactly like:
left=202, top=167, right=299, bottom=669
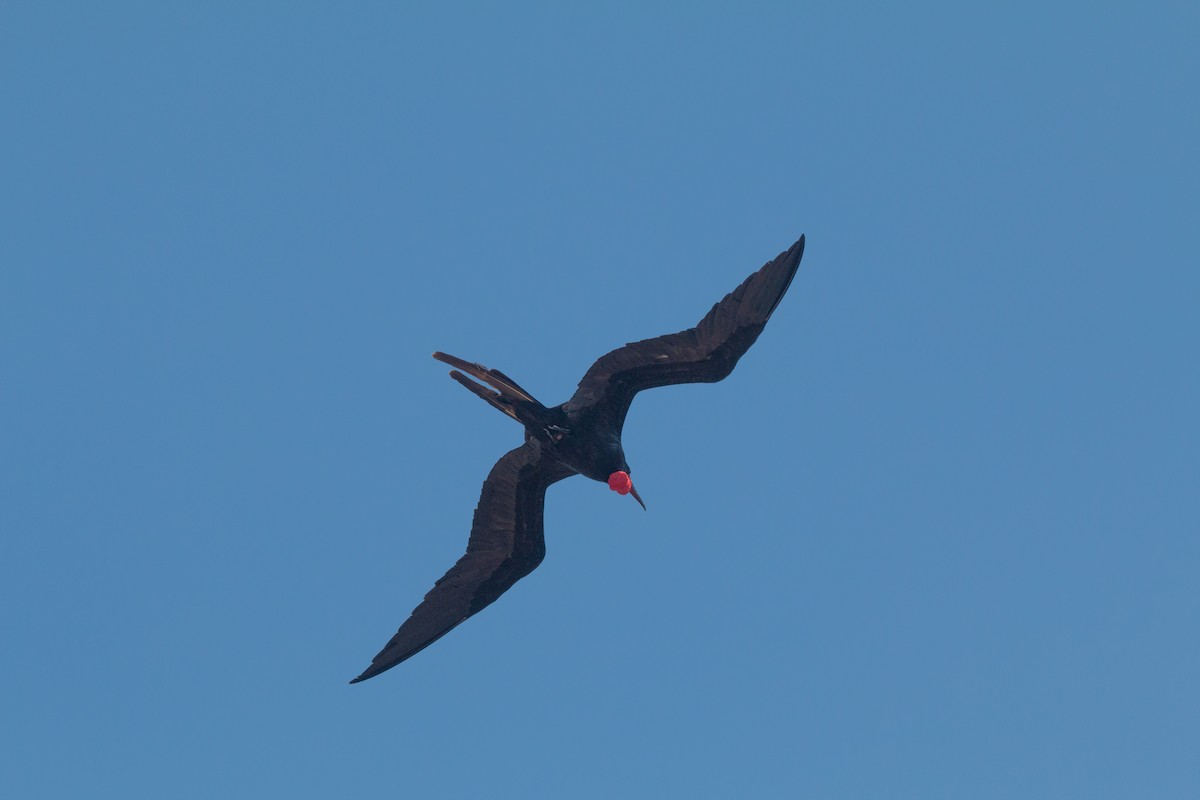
left=351, top=236, right=806, bottom=683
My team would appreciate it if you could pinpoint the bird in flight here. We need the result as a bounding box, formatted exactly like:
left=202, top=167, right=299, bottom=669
left=351, top=235, right=806, bottom=683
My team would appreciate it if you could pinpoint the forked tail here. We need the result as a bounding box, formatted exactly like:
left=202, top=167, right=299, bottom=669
left=432, top=351, right=545, bottom=423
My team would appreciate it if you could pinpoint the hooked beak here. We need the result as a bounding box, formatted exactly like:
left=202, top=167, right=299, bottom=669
left=629, top=484, right=646, bottom=511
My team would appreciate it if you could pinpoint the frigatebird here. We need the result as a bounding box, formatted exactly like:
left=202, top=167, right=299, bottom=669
left=351, top=235, right=805, bottom=683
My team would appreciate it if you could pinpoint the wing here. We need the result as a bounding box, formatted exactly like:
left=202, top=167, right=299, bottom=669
left=564, top=235, right=805, bottom=431
left=350, top=439, right=575, bottom=683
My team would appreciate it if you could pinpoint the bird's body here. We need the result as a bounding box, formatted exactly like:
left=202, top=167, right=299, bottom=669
left=351, top=236, right=806, bottom=683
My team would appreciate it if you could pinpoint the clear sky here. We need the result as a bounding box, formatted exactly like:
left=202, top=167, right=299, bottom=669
left=3, top=3, right=1197, bottom=798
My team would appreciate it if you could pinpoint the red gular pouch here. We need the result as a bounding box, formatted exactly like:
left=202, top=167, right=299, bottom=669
left=607, top=471, right=632, bottom=495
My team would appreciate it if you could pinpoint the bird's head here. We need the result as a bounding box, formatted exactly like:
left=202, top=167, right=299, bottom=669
left=607, top=470, right=646, bottom=510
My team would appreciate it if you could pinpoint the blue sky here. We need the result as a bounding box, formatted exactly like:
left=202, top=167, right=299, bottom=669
left=3, top=3, right=1197, bottom=798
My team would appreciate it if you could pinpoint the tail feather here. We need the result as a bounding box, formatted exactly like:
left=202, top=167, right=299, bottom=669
left=432, top=351, right=538, bottom=403
left=447, top=370, right=520, bottom=421
left=485, top=367, right=536, bottom=403
left=434, top=352, right=545, bottom=424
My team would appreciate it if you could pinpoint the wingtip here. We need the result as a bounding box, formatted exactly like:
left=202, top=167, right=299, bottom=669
left=783, top=234, right=806, bottom=272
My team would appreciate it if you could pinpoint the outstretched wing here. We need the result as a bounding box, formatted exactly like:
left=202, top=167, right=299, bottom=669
left=564, top=235, right=805, bottom=432
left=351, top=440, right=575, bottom=683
